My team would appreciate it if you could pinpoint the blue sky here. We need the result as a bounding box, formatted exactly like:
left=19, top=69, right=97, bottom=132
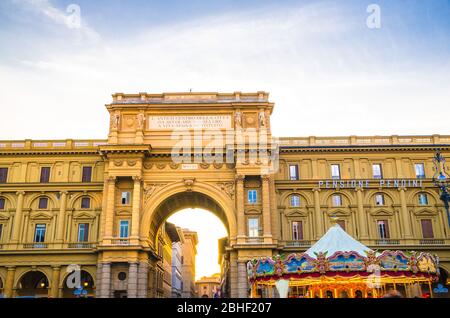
left=0, top=0, right=449, bottom=139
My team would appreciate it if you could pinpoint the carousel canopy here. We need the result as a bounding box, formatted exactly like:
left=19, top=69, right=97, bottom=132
left=305, top=224, right=373, bottom=258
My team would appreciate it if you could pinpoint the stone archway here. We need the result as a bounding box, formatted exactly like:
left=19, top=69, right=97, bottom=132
left=140, top=180, right=237, bottom=247
left=16, top=270, right=49, bottom=298
left=61, top=270, right=95, bottom=298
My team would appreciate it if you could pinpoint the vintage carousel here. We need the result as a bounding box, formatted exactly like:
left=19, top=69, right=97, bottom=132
left=247, top=224, right=440, bottom=298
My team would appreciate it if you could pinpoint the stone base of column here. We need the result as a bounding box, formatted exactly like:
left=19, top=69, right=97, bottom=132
left=127, top=263, right=138, bottom=298
left=137, top=262, right=149, bottom=298
left=237, top=262, right=248, bottom=298
left=229, top=258, right=238, bottom=298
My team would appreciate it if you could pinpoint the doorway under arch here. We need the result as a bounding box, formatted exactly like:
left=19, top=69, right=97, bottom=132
left=16, top=271, right=49, bottom=298
left=62, top=270, right=95, bottom=298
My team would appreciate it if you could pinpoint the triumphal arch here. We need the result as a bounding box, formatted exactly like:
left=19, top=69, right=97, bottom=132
left=1, top=91, right=449, bottom=298
left=97, top=92, right=278, bottom=298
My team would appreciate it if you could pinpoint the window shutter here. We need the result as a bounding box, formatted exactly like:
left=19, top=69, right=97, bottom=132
left=298, top=221, right=303, bottom=240
left=83, top=223, right=90, bottom=241
left=384, top=220, right=390, bottom=238
left=82, top=167, right=92, bottom=182
left=0, top=168, right=8, bottom=183
left=421, top=219, right=434, bottom=239
left=40, top=167, right=50, bottom=183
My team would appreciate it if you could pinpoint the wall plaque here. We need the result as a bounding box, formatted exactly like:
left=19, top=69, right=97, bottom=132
left=148, top=115, right=231, bottom=130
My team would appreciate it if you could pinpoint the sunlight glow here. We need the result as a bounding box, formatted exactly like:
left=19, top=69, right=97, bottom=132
left=167, top=208, right=228, bottom=280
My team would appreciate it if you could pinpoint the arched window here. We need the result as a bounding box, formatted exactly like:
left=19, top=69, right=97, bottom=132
left=0, top=197, right=5, bottom=210
left=332, top=194, right=342, bottom=207
left=81, top=197, right=91, bottom=209
left=375, top=193, right=385, bottom=206
left=290, top=195, right=300, bottom=207
left=418, top=193, right=428, bottom=205
left=38, top=197, right=48, bottom=209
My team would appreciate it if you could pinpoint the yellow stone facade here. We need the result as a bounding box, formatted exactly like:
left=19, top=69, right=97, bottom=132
left=0, top=91, right=449, bottom=298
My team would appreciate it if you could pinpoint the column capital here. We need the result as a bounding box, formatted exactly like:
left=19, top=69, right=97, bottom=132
left=312, top=188, right=321, bottom=193
left=59, top=190, right=69, bottom=196
left=16, top=191, right=25, bottom=196
left=235, top=174, right=245, bottom=181
left=398, top=186, right=407, bottom=192
left=51, top=265, right=62, bottom=270
left=133, top=175, right=142, bottom=182
left=6, top=266, right=16, bottom=271
left=107, top=175, right=117, bottom=183
left=355, top=187, right=364, bottom=192
left=261, top=174, right=270, bottom=181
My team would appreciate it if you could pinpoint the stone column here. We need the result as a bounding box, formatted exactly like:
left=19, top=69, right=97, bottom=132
left=261, top=175, right=272, bottom=242
left=4, top=266, right=16, bottom=298
left=237, top=261, right=248, bottom=298
left=104, top=177, right=116, bottom=243
left=55, top=191, right=67, bottom=244
left=313, top=189, right=323, bottom=239
left=11, top=191, right=25, bottom=244
left=131, top=176, right=141, bottom=242
left=99, top=263, right=111, bottom=298
left=399, top=188, right=413, bottom=239
left=229, top=253, right=238, bottom=298
left=127, top=262, right=138, bottom=298
left=50, top=266, right=61, bottom=298
left=137, top=262, right=149, bottom=298
left=235, top=175, right=245, bottom=241
left=95, top=263, right=103, bottom=298
left=356, top=188, right=369, bottom=239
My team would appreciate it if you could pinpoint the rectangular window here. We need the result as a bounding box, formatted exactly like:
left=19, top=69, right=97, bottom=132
left=38, top=197, right=48, bottom=209
left=0, top=168, right=8, bottom=183
left=40, top=167, right=51, bottom=183
left=337, top=220, right=346, bottom=231
left=81, top=197, right=91, bottom=209
left=418, top=193, right=428, bottom=205
left=77, top=223, right=90, bottom=242
left=290, top=195, right=300, bottom=207
left=248, top=218, right=259, bottom=237
left=82, top=166, right=92, bottom=182
left=421, top=219, right=434, bottom=239
left=375, top=194, right=385, bottom=206
left=247, top=190, right=257, bottom=204
left=0, top=224, right=3, bottom=241
left=119, top=220, right=129, bottom=238
left=34, top=224, right=46, bottom=242
left=121, top=192, right=131, bottom=205
left=372, top=164, right=383, bottom=179
left=415, top=163, right=425, bottom=178
left=292, top=221, right=303, bottom=240
left=331, top=164, right=340, bottom=179
left=377, top=220, right=390, bottom=239
left=289, top=165, right=299, bottom=180
left=0, top=198, right=5, bottom=210
left=332, top=194, right=342, bottom=206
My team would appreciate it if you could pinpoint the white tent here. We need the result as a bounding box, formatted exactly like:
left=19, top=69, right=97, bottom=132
left=305, top=224, right=373, bottom=258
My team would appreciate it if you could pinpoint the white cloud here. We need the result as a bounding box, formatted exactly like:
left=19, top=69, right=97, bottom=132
left=12, top=0, right=100, bottom=42
left=0, top=1, right=449, bottom=139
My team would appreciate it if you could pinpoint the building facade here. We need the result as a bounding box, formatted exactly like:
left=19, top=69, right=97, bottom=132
left=196, top=274, right=221, bottom=298
left=0, top=91, right=449, bottom=298
left=171, top=236, right=184, bottom=298
left=180, top=230, right=198, bottom=298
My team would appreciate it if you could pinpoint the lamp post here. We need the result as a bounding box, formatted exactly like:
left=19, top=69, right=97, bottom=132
left=432, top=150, right=450, bottom=227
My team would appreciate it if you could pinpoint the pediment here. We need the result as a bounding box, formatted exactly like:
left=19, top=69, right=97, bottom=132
left=72, top=211, right=96, bottom=219
left=326, top=209, right=350, bottom=216
left=413, top=208, right=437, bottom=216
left=0, top=213, right=10, bottom=220
left=369, top=209, right=393, bottom=216
left=285, top=209, right=308, bottom=217
left=29, top=212, right=52, bottom=220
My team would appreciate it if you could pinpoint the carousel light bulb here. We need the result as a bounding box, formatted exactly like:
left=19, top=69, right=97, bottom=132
left=83, top=282, right=89, bottom=287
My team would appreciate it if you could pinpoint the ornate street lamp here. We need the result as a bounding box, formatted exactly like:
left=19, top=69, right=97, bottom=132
left=432, top=150, right=450, bottom=226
